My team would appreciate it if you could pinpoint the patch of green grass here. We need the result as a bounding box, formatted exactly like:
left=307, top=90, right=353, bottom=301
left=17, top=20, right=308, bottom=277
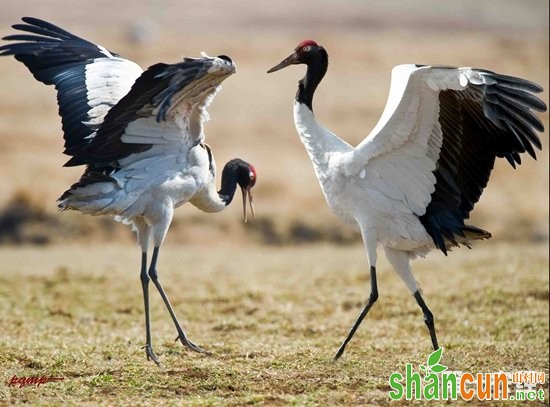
left=0, top=241, right=548, bottom=405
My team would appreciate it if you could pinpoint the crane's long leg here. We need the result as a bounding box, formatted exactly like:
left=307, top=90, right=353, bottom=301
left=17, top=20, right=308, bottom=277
left=384, top=246, right=439, bottom=351
left=148, top=246, right=209, bottom=354
left=334, top=227, right=379, bottom=361
left=135, top=219, right=160, bottom=366
left=334, top=265, right=378, bottom=361
left=414, top=291, right=438, bottom=350
left=140, top=252, right=160, bottom=366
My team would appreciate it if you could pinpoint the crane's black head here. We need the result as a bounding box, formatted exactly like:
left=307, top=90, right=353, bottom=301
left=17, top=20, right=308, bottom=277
left=267, top=40, right=328, bottom=110
left=267, top=40, right=326, bottom=73
left=221, top=159, right=256, bottom=222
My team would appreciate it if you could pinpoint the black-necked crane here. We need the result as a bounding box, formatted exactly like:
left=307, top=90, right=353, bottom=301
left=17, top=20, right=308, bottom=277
left=268, top=40, right=546, bottom=360
left=0, top=17, right=256, bottom=366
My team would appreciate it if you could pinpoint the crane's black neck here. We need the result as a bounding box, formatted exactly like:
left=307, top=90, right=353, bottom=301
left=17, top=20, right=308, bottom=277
left=296, top=48, right=329, bottom=111
left=218, top=159, right=249, bottom=205
left=218, top=171, right=238, bottom=206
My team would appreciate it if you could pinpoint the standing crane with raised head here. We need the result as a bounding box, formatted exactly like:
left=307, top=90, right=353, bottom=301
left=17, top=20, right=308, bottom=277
left=1, top=17, right=256, bottom=366
left=268, top=40, right=546, bottom=360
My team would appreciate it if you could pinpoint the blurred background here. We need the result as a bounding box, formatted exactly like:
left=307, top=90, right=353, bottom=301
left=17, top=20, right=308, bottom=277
left=0, top=0, right=548, bottom=247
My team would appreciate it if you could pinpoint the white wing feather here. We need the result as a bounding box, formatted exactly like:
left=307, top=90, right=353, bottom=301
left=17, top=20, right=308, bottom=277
left=348, top=65, right=484, bottom=216
left=83, top=57, right=143, bottom=128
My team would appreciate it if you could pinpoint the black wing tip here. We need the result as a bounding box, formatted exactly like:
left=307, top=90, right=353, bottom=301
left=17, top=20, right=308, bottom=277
left=2, top=16, right=83, bottom=48
left=21, top=16, right=47, bottom=23
left=481, top=70, right=545, bottom=93
left=20, top=16, right=69, bottom=32
left=11, top=16, right=53, bottom=32
left=476, top=70, right=546, bottom=166
left=20, top=16, right=42, bottom=26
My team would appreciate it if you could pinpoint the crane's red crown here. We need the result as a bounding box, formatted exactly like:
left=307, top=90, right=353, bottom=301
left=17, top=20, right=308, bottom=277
left=296, top=40, right=319, bottom=50
left=249, top=164, right=257, bottom=185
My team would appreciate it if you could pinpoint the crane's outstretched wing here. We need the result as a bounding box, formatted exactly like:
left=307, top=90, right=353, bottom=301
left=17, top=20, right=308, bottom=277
left=0, top=17, right=143, bottom=162
left=352, top=65, right=546, bottom=253
left=68, top=54, right=235, bottom=167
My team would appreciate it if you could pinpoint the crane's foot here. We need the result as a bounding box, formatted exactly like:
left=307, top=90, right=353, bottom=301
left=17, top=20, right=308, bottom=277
left=175, top=333, right=211, bottom=355
left=142, top=344, right=161, bottom=367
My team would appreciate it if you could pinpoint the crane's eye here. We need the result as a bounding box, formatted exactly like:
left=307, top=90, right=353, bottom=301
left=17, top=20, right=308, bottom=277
left=249, top=172, right=256, bottom=186
left=302, top=46, right=308, bottom=53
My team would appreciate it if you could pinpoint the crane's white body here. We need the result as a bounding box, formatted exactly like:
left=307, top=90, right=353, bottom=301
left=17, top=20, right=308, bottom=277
left=64, top=141, right=222, bottom=246
left=57, top=55, right=235, bottom=250
left=292, top=63, right=542, bottom=292
left=295, top=101, right=434, bottom=252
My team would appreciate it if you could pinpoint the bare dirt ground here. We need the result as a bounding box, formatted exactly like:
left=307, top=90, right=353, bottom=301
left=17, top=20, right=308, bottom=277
left=0, top=0, right=548, bottom=405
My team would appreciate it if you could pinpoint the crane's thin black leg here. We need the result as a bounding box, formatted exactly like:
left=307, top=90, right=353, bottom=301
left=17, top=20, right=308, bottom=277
left=414, top=291, right=439, bottom=350
left=140, top=252, right=160, bottom=366
left=334, top=266, right=379, bottom=361
left=148, top=246, right=209, bottom=355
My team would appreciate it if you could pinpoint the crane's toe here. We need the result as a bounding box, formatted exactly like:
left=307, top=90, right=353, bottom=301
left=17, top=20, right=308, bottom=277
left=175, top=334, right=212, bottom=355
left=143, top=344, right=161, bottom=367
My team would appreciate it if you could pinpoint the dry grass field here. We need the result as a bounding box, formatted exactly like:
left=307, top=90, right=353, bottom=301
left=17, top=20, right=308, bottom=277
left=0, top=0, right=548, bottom=405
left=0, top=242, right=548, bottom=405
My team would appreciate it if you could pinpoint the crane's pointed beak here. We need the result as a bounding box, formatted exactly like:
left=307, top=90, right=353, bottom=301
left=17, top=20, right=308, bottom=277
left=267, top=52, right=299, bottom=73
left=241, top=186, right=255, bottom=223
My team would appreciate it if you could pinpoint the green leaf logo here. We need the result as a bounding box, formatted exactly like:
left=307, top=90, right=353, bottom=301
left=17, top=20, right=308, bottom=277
left=423, top=348, right=447, bottom=375
left=430, top=364, right=447, bottom=373
left=428, top=348, right=443, bottom=366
